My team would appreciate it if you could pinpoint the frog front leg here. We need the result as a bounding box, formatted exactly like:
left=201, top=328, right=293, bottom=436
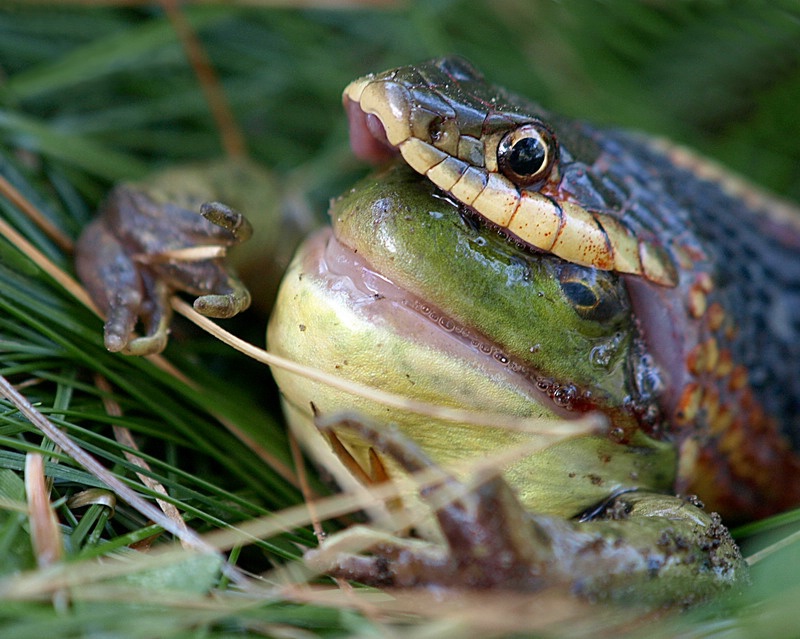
left=76, top=185, right=252, bottom=355
left=306, top=416, right=748, bottom=605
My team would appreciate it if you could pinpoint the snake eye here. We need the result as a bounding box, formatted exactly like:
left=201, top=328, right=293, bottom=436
left=497, top=123, right=557, bottom=187
left=558, top=265, right=626, bottom=323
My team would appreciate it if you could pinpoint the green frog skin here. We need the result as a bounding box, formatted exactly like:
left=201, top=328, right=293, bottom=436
left=74, top=58, right=799, bottom=605
left=267, top=164, right=747, bottom=605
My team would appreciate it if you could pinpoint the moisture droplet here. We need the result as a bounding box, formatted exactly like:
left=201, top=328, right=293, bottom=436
left=494, top=352, right=509, bottom=365
left=590, top=343, right=613, bottom=368
left=634, top=354, right=665, bottom=400
left=552, top=384, right=577, bottom=408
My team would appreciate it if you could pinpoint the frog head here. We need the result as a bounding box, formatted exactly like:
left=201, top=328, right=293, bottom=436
left=268, top=163, right=675, bottom=522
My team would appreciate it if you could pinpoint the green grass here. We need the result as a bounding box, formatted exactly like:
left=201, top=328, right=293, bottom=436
left=0, top=1, right=799, bottom=637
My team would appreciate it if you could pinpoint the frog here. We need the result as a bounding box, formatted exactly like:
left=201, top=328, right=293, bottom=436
left=267, top=161, right=746, bottom=605
left=73, top=57, right=800, bottom=605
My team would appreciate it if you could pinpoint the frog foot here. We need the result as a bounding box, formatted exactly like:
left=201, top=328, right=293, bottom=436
left=76, top=185, right=253, bottom=355
left=306, top=414, right=748, bottom=604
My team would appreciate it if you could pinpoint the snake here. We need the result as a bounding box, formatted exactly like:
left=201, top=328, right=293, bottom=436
left=342, top=56, right=800, bottom=518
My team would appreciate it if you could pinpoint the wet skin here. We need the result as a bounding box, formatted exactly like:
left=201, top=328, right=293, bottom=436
left=342, top=58, right=800, bottom=521
left=75, top=150, right=747, bottom=606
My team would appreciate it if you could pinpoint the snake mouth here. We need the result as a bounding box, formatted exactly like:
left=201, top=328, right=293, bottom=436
left=342, top=66, right=679, bottom=287
left=344, top=93, right=398, bottom=164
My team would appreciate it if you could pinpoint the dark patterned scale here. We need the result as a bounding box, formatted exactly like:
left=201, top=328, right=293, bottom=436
left=557, top=124, right=800, bottom=452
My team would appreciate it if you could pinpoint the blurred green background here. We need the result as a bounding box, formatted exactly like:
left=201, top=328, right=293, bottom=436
left=3, top=1, right=799, bottom=199
left=0, top=1, right=799, bottom=637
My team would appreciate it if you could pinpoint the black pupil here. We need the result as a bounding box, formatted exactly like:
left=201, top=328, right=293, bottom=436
left=508, top=136, right=546, bottom=176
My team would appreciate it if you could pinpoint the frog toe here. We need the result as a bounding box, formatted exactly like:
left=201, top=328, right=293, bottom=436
left=76, top=219, right=146, bottom=352
left=192, top=275, right=252, bottom=318
left=122, top=331, right=169, bottom=357
left=200, top=201, right=253, bottom=243
left=102, top=292, right=142, bottom=353
left=117, top=274, right=171, bottom=356
left=305, top=526, right=450, bottom=587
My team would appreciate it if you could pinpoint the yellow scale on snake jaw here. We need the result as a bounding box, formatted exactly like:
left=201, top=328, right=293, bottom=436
left=344, top=74, right=678, bottom=287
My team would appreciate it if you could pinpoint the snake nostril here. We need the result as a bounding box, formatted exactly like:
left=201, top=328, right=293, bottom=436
left=428, top=116, right=444, bottom=142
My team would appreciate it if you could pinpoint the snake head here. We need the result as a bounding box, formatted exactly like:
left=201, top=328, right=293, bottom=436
left=343, top=57, right=678, bottom=286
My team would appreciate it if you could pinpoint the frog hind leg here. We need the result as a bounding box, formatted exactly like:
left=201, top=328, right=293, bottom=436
left=307, top=414, right=748, bottom=605
left=543, top=492, right=749, bottom=605
left=306, top=414, right=552, bottom=590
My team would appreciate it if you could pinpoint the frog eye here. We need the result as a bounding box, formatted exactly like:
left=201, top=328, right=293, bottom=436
left=497, top=122, right=557, bottom=187
left=558, top=266, right=626, bottom=323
